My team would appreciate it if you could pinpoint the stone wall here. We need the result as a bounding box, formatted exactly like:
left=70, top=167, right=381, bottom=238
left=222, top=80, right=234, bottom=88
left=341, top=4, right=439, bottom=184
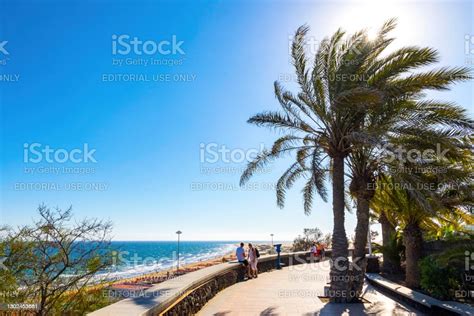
left=162, top=270, right=238, bottom=316
left=422, top=239, right=472, bottom=257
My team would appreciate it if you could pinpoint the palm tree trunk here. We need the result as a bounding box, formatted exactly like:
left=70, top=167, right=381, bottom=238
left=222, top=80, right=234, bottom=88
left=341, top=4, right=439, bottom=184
left=379, top=211, right=400, bottom=274
left=329, top=155, right=350, bottom=302
left=403, top=222, right=423, bottom=288
left=350, top=194, right=370, bottom=298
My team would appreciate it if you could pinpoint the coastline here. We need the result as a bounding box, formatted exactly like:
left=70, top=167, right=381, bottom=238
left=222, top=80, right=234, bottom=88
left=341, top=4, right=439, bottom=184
left=76, top=242, right=293, bottom=302
left=108, top=242, right=292, bottom=287
left=61, top=251, right=237, bottom=305
left=112, top=252, right=235, bottom=286
left=62, top=242, right=294, bottom=312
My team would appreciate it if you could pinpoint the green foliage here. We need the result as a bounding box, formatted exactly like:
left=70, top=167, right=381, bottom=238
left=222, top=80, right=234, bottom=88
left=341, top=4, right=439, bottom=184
left=0, top=226, right=33, bottom=304
left=434, top=242, right=474, bottom=272
left=239, top=16, right=474, bottom=300
left=292, top=228, right=324, bottom=251
left=0, top=205, right=116, bottom=315
left=371, top=166, right=473, bottom=286
left=419, top=256, right=460, bottom=300
left=374, top=231, right=404, bottom=264
left=87, top=255, right=103, bottom=272
left=420, top=243, right=474, bottom=301
left=54, top=287, right=115, bottom=315
left=424, top=211, right=474, bottom=241
left=386, top=232, right=405, bottom=265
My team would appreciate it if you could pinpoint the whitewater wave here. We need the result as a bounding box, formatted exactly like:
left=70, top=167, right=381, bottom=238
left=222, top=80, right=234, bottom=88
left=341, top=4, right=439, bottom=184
left=91, top=243, right=235, bottom=282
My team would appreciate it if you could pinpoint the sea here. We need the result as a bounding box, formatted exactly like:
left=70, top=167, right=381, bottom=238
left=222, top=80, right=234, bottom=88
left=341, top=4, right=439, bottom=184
left=99, top=241, right=236, bottom=280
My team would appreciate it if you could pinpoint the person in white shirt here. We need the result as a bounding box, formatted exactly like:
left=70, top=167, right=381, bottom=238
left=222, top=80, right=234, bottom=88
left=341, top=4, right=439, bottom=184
left=236, top=242, right=248, bottom=265
left=236, top=242, right=249, bottom=279
left=310, top=243, right=317, bottom=262
left=247, top=243, right=258, bottom=278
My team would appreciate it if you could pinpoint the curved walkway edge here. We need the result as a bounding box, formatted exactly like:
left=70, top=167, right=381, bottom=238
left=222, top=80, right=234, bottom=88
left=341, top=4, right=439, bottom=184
left=88, top=252, right=314, bottom=316
left=366, top=273, right=474, bottom=316
left=198, top=262, right=424, bottom=316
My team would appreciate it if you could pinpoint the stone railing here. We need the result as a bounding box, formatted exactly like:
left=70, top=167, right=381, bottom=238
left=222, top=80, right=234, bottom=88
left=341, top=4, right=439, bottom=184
left=366, top=273, right=474, bottom=315
left=89, top=251, right=330, bottom=316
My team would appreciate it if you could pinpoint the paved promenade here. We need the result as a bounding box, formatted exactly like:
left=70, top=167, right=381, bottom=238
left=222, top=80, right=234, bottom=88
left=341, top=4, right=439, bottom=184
left=198, top=262, right=423, bottom=316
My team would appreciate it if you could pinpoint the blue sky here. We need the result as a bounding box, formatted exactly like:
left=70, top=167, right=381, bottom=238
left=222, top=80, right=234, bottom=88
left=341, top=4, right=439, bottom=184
left=1, top=0, right=473, bottom=241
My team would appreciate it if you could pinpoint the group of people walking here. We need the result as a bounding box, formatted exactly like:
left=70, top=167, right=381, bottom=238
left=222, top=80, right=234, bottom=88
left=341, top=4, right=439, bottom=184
left=235, top=242, right=259, bottom=279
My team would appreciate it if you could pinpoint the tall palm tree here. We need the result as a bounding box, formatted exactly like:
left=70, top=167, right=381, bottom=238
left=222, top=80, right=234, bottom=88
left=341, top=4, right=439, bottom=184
left=340, top=19, right=474, bottom=293
left=349, top=132, right=473, bottom=293
left=240, top=25, right=385, bottom=302
left=241, top=19, right=473, bottom=301
left=370, top=179, right=403, bottom=274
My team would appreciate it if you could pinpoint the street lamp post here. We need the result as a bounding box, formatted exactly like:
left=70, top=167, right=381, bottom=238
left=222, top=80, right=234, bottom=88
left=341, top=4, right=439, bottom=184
left=176, top=230, right=182, bottom=272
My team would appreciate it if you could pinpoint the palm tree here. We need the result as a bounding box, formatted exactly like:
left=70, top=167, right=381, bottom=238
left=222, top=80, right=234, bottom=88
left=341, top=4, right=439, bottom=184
left=240, top=25, right=385, bottom=302
left=241, top=19, right=473, bottom=301
left=370, top=180, right=403, bottom=274
left=349, top=133, right=473, bottom=292
left=340, top=19, right=474, bottom=293
left=370, top=160, right=473, bottom=288
left=425, top=209, right=474, bottom=240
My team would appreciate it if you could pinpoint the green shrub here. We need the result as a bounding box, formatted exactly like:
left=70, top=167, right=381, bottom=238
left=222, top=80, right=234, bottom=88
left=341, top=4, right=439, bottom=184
left=373, top=232, right=404, bottom=273
left=292, top=228, right=324, bottom=251
left=419, top=256, right=460, bottom=300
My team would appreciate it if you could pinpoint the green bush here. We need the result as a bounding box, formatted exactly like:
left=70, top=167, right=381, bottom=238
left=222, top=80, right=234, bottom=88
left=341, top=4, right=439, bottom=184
left=373, top=232, right=404, bottom=273
left=292, top=228, right=323, bottom=251
left=419, top=256, right=460, bottom=300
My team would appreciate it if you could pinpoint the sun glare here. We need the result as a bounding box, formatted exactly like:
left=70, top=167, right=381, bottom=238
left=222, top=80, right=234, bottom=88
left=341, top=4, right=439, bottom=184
left=367, top=27, right=378, bottom=41
left=332, top=0, right=422, bottom=46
